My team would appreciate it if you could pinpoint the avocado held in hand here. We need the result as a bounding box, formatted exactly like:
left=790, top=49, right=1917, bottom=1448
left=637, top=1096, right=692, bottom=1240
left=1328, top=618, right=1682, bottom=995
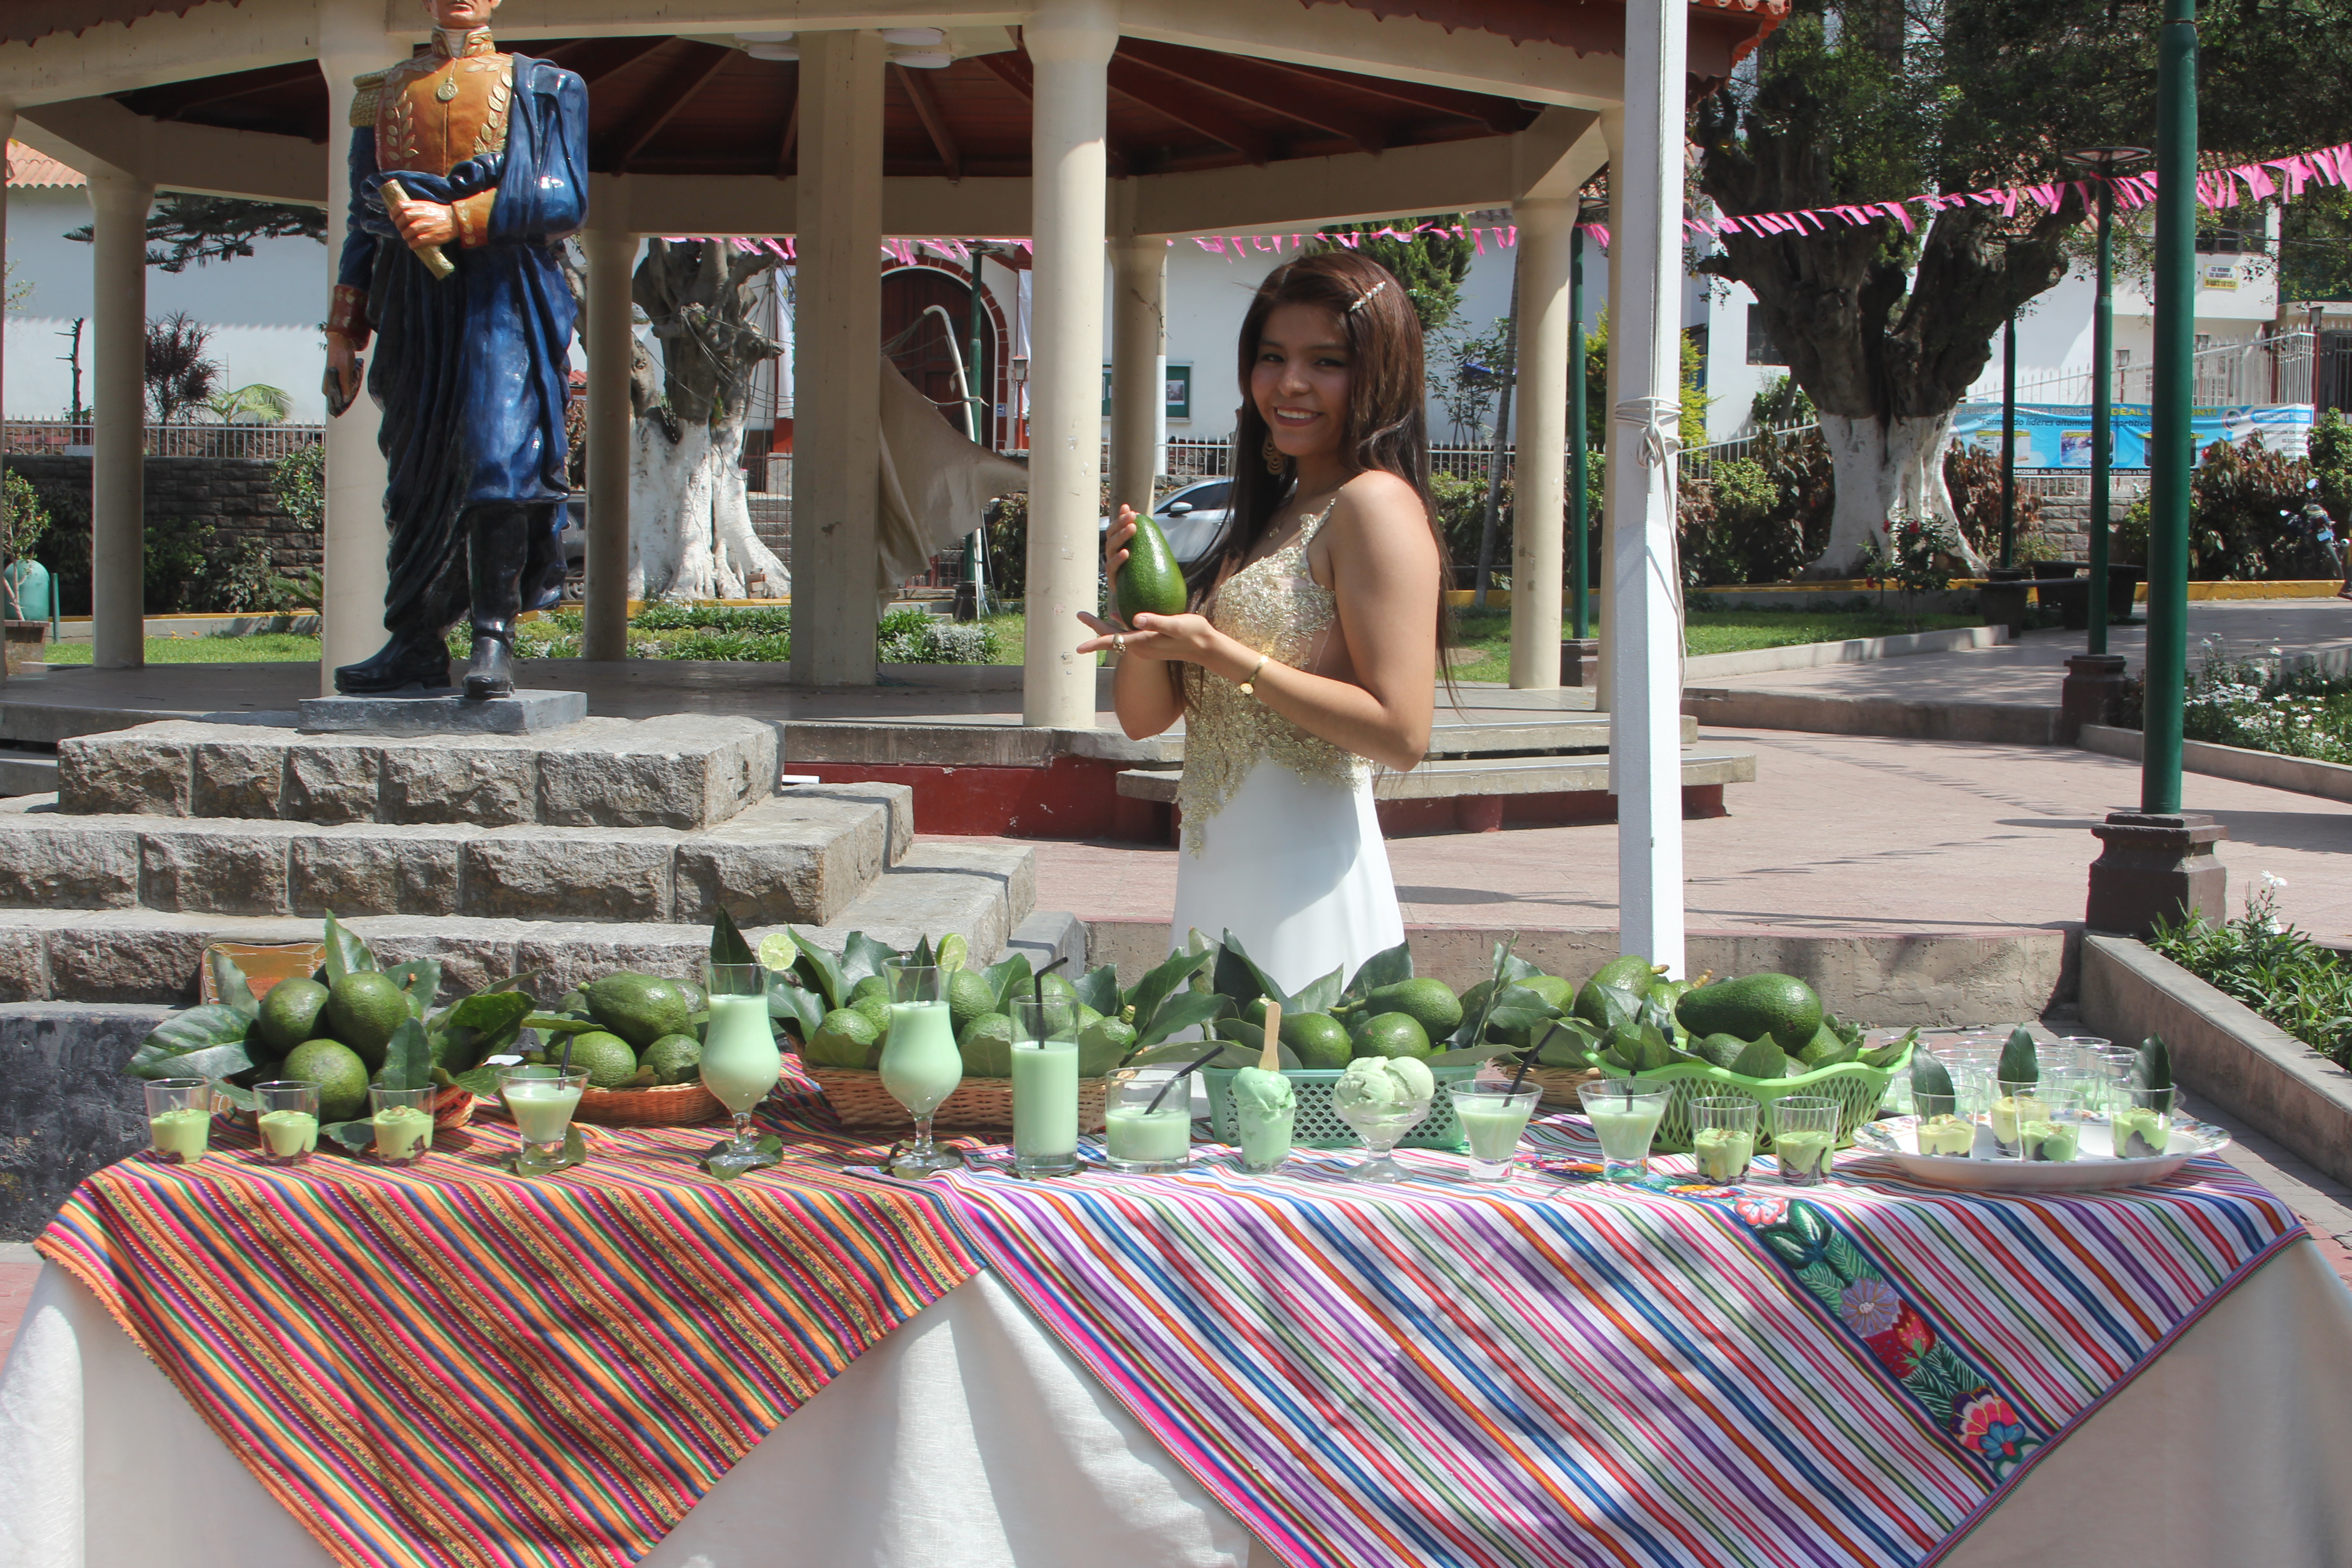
left=1115, top=511, right=1188, bottom=622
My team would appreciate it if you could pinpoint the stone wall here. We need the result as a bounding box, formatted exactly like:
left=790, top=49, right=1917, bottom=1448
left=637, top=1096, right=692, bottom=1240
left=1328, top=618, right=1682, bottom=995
left=2020, top=469, right=2149, bottom=559
left=6, top=452, right=322, bottom=580
left=0, top=1003, right=170, bottom=1239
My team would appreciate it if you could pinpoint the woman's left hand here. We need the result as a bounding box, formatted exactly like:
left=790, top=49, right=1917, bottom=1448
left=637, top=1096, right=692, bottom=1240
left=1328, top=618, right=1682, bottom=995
left=1076, top=610, right=1234, bottom=670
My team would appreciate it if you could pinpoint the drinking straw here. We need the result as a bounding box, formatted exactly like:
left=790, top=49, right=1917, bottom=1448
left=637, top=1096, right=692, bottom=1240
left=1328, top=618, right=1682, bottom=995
left=1031, top=954, right=1070, bottom=1034
left=1146, top=1042, right=1228, bottom=1113
left=1512, top=1023, right=1558, bottom=1096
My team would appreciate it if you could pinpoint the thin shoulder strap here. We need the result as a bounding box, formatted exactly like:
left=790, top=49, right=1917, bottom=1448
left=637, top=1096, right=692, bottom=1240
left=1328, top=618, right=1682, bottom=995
left=1299, top=495, right=1343, bottom=549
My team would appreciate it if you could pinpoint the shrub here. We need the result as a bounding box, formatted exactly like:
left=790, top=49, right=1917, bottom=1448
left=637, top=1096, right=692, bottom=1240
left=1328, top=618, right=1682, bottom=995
left=877, top=605, right=998, bottom=664
left=270, top=445, right=324, bottom=533
left=1942, top=442, right=2046, bottom=562
left=2148, top=877, right=2352, bottom=1071
left=2, top=470, right=49, bottom=561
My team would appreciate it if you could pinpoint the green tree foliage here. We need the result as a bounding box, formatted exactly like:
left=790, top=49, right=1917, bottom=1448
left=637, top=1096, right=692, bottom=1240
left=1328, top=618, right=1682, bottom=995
left=144, top=312, right=220, bottom=424
left=1317, top=216, right=1476, bottom=334
left=67, top=194, right=326, bottom=273
left=1581, top=310, right=1710, bottom=453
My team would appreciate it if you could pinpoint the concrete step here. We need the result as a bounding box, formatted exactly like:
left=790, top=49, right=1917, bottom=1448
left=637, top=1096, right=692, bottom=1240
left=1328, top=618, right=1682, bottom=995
left=0, top=834, right=1032, bottom=1006
left=1113, top=750, right=1756, bottom=803
left=0, top=747, right=56, bottom=798
left=0, top=781, right=913, bottom=929
left=54, top=715, right=779, bottom=830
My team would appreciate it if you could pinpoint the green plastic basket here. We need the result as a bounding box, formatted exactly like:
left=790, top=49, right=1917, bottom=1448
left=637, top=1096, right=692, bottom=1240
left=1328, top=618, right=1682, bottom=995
left=1201, top=1060, right=1490, bottom=1152
left=1611, top=1040, right=1914, bottom=1153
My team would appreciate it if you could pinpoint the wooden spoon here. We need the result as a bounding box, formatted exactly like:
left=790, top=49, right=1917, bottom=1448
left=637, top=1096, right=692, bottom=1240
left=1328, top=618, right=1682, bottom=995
left=1259, top=1001, right=1282, bottom=1072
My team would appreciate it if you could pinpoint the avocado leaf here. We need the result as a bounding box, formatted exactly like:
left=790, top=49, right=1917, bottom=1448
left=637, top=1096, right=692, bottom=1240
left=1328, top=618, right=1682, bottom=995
left=1212, top=930, right=1290, bottom=1012
left=709, top=906, right=756, bottom=970
left=210, top=1080, right=258, bottom=1111
left=431, top=990, right=536, bottom=1071
left=765, top=973, right=828, bottom=1045
left=1576, top=982, right=1646, bottom=1037
left=2133, top=1034, right=2174, bottom=1093
left=841, top=931, right=905, bottom=994
left=1122, top=947, right=1211, bottom=1037
left=1911, top=1051, right=1956, bottom=1099
left=790, top=939, right=848, bottom=1010
left=1530, top=1017, right=1601, bottom=1066
left=128, top=1004, right=255, bottom=1083
left=1132, top=990, right=1232, bottom=1051
left=383, top=959, right=442, bottom=1021
left=1291, top=965, right=1344, bottom=1017
left=701, top=1131, right=783, bottom=1181
left=321, top=1119, right=376, bottom=1156
left=376, top=1018, right=435, bottom=1093
left=909, top=934, right=935, bottom=970
left=1426, top=1040, right=1516, bottom=1071
left=521, top=1012, right=602, bottom=1034
left=1487, top=934, right=1541, bottom=989
left=207, top=951, right=259, bottom=1019
left=1860, top=1028, right=1919, bottom=1071
left=983, top=951, right=1034, bottom=1014
left=320, top=912, right=379, bottom=983
left=1073, top=964, right=1122, bottom=1018
left=454, top=1063, right=506, bottom=1099
left=1340, top=941, right=1414, bottom=1004
left=1998, top=1026, right=2039, bottom=1086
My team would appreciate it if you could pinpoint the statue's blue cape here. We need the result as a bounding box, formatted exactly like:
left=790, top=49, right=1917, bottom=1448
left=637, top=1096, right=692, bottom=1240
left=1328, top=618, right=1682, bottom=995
left=336, top=55, right=586, bottom=632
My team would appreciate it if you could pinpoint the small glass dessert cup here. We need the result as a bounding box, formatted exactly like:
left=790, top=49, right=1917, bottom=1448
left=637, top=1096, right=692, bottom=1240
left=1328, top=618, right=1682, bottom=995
left=879, top=962, right=961, bottom=1179
left=500, top=1066, right=589, bottom=1176
left=144, top=1078, right=213, bottom=1164
left=2112, top=1085, right=2177, bottom=1159
left=1912, top=1092, right=1976, bottom=1158
left=1332, top=1057, right=1436, bottom=1183
left=369, top=1085, right=435, bottom=1166
left=703, top=959, right=784, bottom=1177
left=1689, top=1097, right=1759, bottom=1185
left=1229, top=1065, right=1297, bottom=1176
left=1103, top=1067, right=1193, bottom=1174
left=1448, top=1081, right=1541, bottom=1184
left=1988, top=1079, right=2049, bottom=1159
left=2016, top=1086, right=2085, bottom=1163
left=1773, top=1097, right=1839, bottom=1186
left=253, top=1080, right=321, bottom=1166
left=1577, top=1078, right=1671, bottom=1182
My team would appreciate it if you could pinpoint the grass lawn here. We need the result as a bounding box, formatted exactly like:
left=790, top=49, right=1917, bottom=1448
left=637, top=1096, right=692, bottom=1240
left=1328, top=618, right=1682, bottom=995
left=1447, top=607, right=1981, bottom=682
left=40, top=634, right=324, bottom=665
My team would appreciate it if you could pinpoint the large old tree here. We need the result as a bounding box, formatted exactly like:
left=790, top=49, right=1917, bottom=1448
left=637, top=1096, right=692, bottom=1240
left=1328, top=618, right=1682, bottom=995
left=1697, top=0, right=2352, bottom=574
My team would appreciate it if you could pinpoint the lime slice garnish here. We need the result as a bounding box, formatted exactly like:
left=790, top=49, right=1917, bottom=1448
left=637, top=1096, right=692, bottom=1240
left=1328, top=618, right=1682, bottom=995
left=757, top=932, right=799, bottom=973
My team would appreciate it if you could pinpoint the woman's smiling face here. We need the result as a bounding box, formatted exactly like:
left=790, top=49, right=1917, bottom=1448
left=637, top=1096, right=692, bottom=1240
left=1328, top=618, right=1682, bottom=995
left=1251, top=302, right=1352, bottom=466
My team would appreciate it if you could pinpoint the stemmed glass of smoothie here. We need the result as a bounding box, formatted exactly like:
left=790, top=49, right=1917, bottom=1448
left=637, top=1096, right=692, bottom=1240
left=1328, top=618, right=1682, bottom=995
left=702, top=959, right=784, bottom=1176
left=1576, top=1078, right=1670, bottom=1182
left=1010, top=995, right=1081, bottom=1178
left=880, top=963, right=962, bottom=1178
left=1448, top=1080, right=1541, bottom=1184
left=145, top=1078, right=212, bottom=1164
left=500, top=1066, right=589, bottom=1176
left=254, top=1081, right=320, bottom=1166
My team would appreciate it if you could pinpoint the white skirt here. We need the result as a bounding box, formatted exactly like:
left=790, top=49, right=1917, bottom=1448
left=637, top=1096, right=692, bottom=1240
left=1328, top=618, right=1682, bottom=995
left=1167, top=755, right=1405, bottom=995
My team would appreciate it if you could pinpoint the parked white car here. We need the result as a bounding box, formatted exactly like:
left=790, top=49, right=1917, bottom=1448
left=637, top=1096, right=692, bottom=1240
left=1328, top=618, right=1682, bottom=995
left=1098, top=477, right=1232, bottom=567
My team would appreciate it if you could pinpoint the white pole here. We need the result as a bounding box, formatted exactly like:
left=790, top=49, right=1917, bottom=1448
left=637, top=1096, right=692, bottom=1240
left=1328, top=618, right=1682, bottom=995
left=1508, top=197, right=1573, bottom=690
left=88, top=168, right=151, bottom=671
left=1604, top=0, right=1689, bottom=977
left=1022, top=0, right=1116, bottom=730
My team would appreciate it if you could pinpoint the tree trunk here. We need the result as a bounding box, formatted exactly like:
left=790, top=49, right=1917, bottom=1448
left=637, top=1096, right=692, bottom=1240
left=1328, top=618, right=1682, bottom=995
left=1817, top=411, right=1988, bottom=576
left=627, top=239, right=789, bottom=601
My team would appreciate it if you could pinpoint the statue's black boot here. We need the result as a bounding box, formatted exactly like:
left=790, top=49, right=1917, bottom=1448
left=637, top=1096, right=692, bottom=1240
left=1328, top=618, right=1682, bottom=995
left=524, top=502, right=570, bottom=613
left=333, top=628, right=451, bottom=695
left=462, top=504, right=530, bottom=701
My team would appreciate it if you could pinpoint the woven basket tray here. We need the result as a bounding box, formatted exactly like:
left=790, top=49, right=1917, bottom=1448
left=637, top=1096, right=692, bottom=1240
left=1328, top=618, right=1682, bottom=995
left=473, top=1079, right=725, bottom=1128
left=200, top=940, right=326, bottom=1002
left=806, top=1065, right=1111, bottom=1135
left=1521, top=1063, right=1604, bottom=1110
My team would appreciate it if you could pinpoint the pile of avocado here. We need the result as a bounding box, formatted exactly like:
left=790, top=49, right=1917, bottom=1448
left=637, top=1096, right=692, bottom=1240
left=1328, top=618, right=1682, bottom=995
left=800, top=963, right=1137, bottom=1081
left=241, top=970, right=421, bottom=1123
left=1543, top=955, right=1912, bottom=1082
left=521, top=973, right=712, bottom=1092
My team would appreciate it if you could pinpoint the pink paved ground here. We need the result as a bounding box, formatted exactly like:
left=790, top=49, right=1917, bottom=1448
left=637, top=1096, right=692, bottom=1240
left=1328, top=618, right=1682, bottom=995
left=1002, top=726, right=2352, bottom=944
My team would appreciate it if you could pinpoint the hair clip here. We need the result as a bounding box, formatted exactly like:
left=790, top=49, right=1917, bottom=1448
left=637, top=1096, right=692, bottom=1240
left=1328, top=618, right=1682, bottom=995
left=1347, top=279, right=1392, bottom=314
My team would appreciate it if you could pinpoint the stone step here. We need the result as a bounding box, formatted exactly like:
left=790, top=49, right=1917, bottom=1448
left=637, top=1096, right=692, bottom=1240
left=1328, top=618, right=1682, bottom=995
left=0, top=841, right=1034, bottom=1008
left=0, top=746, right=57, bottom=798
left=56, top=714, right=778, bottom=830
left=0, top=780, right=913, bottom=929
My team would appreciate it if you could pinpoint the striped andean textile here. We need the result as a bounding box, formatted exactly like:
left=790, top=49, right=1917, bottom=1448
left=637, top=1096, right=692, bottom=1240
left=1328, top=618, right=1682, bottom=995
left=35, top=1114, right=979, bottom=1568
left=946, top=1115, right=2304, bottom=1568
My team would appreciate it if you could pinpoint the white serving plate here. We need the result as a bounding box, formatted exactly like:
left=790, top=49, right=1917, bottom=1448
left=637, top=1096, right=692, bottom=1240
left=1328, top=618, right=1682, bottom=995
left=1851, top=1115, right=2230, bottom=1192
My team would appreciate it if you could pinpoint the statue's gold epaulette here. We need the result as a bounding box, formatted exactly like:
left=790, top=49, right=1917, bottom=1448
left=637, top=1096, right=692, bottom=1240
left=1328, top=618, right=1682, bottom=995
left=348, top=69, right=389, bottom=129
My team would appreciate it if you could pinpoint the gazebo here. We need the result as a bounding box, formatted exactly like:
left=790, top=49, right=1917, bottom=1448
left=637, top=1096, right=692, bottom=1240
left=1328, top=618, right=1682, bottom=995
left=0, top=0, right=1784, bottom=975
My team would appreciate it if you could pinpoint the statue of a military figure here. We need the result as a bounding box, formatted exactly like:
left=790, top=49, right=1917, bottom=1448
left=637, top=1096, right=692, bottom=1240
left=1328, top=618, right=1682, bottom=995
left=325, top=0, right=588, bottom=700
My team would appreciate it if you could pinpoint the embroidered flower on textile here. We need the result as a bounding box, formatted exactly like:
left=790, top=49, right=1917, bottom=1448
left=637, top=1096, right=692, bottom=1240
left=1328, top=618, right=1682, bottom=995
left=1864, top=1304, right=1934, bottom=1377
left=1956, top=1393, right=2030, bottom=1467
left=1837, top=1277, right=1901, bottom=1337
left=1734, top=1192, right=1788, bottom=1227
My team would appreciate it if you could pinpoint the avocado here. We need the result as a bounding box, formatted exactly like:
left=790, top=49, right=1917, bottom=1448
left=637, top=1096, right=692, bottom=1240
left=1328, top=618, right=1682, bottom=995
left=1675, top=974, right=1823, bottom=1053
left=1796, top=1022, right=1858, bottom=1069
left=1350, top=1012, right=1432, bottom=1060
left=1997, top=1026, right=2039, bottom=1087
left=255, top=977, right=332, bottom=1055
left=583, top=973, right=693, bottom=1049
left=283, top=1038, right=370, bottom=1122
left=1589, top=954, right=1659, bottom=993
left=1114, top=511, right=1188, bottom=622
left=1726, top=1035, right=1788, bottom=1081
left=1694, top=1033, right=1748, bottom=1070
left=323, top=971, right=410, bottom=1070
left=1365, top=978, right=1464, bottom=1039
left=807, top=1008, right=882, bottom=1069
left=1283, top=1013, right=1354, bottom=1069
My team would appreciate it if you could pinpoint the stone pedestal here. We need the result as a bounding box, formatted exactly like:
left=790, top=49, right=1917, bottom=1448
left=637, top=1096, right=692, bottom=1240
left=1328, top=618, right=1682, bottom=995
left=2058, top=653, right=2128, bottom=745
left=1560, top=638, right=1599, bottom=687
left=2086, top=811, right=2227, bottom=937
left=298, top=691, right=588, bottom=735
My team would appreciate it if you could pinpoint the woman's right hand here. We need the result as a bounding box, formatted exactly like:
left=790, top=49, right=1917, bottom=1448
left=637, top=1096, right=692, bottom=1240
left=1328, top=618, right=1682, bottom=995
left=1103, top=504, right=1137, bottom=583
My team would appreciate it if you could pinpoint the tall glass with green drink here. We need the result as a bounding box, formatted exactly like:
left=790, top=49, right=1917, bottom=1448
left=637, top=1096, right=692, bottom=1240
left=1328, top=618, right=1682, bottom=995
left=1010, top=995, right=1080, bottom=1178
left=702, top=960, right=782, bottom=1176
left=881, top=963, right=961, bottom=1178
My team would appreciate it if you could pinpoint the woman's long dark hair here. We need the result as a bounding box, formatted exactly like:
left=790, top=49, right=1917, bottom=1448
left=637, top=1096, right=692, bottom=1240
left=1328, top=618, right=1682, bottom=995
left=1177, top=250, right=1454, bottom=697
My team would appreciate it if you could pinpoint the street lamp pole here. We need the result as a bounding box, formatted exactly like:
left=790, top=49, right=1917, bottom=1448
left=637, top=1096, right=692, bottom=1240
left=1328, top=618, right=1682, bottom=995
left=2065, top=148, right=2151, bottom=658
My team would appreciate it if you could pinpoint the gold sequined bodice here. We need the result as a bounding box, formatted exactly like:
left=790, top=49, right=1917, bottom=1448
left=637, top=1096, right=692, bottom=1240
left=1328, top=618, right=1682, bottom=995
left=372, top=29, right=513, bottom=176
left=1179, top=500, right=1366, bottom=851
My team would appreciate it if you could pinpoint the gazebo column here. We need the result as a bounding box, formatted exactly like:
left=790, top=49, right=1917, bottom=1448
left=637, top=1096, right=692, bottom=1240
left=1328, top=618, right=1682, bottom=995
left=1022, top=1, right=1117, bottom=729
left=789, top=29, right=886, bottom=687
left=318, top=20, right=392, bottom=693
left=1507, top=198, right=1574, bottom=689
left=1602, top=1, right=1689, bottom=977
left=0, top=105, right=12, bottom=663
left=1108, top=221, right=1166, bottom=524
left=581, top=179, right=634, bottom=662
left=87, top=168, right=152, bottom=671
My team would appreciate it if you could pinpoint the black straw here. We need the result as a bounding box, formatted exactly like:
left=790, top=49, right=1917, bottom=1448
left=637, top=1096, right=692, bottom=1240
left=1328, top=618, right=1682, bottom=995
left=1146, top=1042, right=1227, bottom=1114
left=1512, top=1024, right=1556, bottom=1096
left=559, top=1030, right=574, bottom=1077
left=1032, top=955, right=1069, bottom=1034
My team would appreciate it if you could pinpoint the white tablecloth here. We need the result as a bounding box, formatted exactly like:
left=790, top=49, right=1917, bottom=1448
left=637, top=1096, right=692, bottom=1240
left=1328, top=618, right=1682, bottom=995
left=5, top=1244, right=2350, bottom=1568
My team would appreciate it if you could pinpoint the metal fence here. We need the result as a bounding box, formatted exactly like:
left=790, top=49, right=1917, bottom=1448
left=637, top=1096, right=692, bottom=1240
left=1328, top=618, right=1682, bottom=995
left=1678, top=421, right=1819, bottom=483
left=1, top=420, right=324, bottom=459
left=2008, top=330, right=2320, bottom=408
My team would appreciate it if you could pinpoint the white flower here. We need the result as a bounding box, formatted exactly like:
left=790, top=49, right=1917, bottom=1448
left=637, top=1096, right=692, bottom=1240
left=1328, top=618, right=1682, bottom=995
left=2263, top=872, right=2288, bottom=891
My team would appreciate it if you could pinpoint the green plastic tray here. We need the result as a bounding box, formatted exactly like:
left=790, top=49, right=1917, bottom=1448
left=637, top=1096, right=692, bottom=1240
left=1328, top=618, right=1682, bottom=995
left=1201, top=1060, right=1490, bottom=1151
left=1608, top=1041, right=1913, bottom=1153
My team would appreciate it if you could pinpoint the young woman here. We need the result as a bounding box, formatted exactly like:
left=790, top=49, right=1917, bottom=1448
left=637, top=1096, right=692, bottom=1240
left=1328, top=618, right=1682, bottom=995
left=1077, top=251, right=1447, bottom=993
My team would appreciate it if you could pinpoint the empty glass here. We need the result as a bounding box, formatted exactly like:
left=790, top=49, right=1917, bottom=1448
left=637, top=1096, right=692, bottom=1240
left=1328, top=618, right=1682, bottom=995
left=1773, top=1097, right=1839, bottom=1185
left=144, top=1078, right=212, bottom=1164
left=1578, top=1079, right=1671, bottom=1182
left=1690, top=1097, right=1759, bottom=1184
left=253, top=1080, right=320, bottom=1166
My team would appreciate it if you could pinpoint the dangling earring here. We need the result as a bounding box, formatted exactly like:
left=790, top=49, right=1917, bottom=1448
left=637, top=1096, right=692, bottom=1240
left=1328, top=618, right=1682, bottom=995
left=1262, top=434, right=1285, bottom=476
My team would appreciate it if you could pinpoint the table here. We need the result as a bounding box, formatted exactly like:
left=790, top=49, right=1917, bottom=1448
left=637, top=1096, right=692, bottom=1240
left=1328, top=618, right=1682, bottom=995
left=4, top=1112, right=2350, bottom=1568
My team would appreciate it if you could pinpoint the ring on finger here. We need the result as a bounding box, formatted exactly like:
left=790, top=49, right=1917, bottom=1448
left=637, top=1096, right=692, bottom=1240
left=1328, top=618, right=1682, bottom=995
left=1113, top=634, right=1127, bottom=654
